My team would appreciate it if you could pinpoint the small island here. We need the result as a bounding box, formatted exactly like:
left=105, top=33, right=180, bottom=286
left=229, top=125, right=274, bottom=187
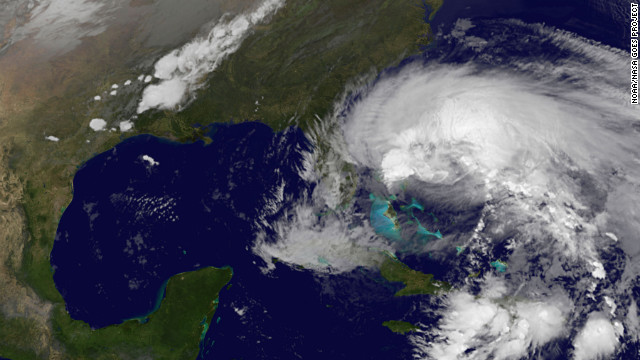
left=491, top=260, right=508, bottom=273
left=382, top=320, right=419, bottom=334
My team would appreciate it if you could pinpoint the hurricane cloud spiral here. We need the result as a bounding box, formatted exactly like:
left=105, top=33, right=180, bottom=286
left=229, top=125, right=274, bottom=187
left=257, top=18, right=640, bottom=359
left=345, top=19, right=639, bottom=359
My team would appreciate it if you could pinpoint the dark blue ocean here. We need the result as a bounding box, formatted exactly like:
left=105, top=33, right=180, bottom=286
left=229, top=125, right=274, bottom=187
left=47, top=1, right=632, bottom=359
left=429, top=0, right=629, bottom=51
left=51, top=122, right=431, bottom=359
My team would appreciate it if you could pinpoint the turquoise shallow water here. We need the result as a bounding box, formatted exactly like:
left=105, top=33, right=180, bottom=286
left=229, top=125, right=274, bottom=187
left=52, top=122, right=421, bottom=359
left=401, top=198, right=442, bottom=241
left=369, top=194, right=402, bottom=241
left=491, top=260, right=508, bottom=273
left=369, top=194, right=442, bottom=245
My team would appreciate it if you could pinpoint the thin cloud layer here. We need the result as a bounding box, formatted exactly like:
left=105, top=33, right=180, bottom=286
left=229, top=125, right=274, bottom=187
left=253, top=200, right=391, bottom=274
left=12, top=0, right=117, bottom=55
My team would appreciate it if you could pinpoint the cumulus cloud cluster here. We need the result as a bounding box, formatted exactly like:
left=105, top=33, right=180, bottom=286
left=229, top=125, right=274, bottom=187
left=89, top=118, right=107, bottom=131
left=414, top=282, right=566, bottom=360
left=253, top=195, right=392, bottom=274
left=572, top=312, right=622, bottom=360
left=137, top=0, right=285, bottom=113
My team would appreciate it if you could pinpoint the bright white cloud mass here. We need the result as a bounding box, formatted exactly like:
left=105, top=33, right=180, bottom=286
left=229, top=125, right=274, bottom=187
left=251, top=18, right=637, bottom=360
left=414, top=280, right=566, bottom=360
left=119, top=120, right=133, bottom=132
left=137, top=0, right=285, bottom=113
left=89, top=118, right=107, bottom=131
left=573, top=312, right=621, bottom=360
left=340, top=20, right=636, bottom=359
left=342, top=21, right=638, bottom=261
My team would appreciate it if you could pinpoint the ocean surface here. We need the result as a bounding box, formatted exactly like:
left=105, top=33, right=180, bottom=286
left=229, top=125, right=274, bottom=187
left=430, top=0, right=629, bottom=50
left=48, top=1, right=633, bottom=358
left=51, top=122, right=430, bottom=359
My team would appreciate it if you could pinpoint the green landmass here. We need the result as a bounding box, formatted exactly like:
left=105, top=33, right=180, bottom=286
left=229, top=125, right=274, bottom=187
left=137, top=0, right=442, bottom=135
left=0, top=0, right=443, bottom=357
left=383, top=203, right=400, bottom=228
left=468, top=270, right=481, bottom=278
left=50, top=267, right=232, bottom=359
left=380, top=258, right=451, bottom=296
left=382, top=320, right=419, bottom=334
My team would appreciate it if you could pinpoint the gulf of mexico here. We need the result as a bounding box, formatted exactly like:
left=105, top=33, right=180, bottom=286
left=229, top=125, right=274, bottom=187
left=51, top=122, right=312, bottom=328
left=51, top=121, right=425, bottom=359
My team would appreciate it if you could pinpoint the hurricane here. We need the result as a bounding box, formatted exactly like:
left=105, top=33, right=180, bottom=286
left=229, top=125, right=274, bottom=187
left=255, top=18, right=640, bottom=359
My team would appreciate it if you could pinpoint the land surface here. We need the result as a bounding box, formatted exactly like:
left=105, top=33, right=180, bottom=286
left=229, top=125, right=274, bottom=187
left=382, top=320, right=420, bottom=334
left=0, top=0, right=442, bottom=357
left=51, top=267, right=232, bottom=360
left=380, top=258, right=451, bottom=296
left=136, top=0, right=440, bottom=135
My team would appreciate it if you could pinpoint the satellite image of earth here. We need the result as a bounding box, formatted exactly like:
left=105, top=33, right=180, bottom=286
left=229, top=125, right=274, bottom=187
left=0, top=0, right=638, bottom=359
